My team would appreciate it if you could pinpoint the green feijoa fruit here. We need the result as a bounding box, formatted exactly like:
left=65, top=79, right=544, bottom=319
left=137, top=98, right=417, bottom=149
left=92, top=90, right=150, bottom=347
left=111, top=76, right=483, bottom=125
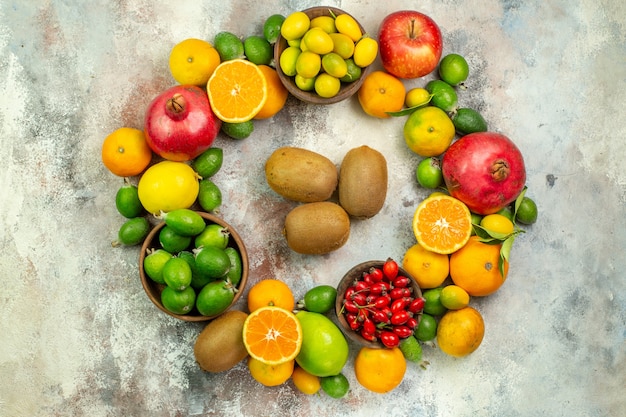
left=244, top=35, right=273, bottom=66
left=196, top=279, right=236, bottom=316
left=263, top=14, right=286, bottom=44
left=416, top=157, right=444, bottom=189
left=197, top=179, right=223, bottom=213
left=438, top=53, right=469, bottom=86
left=162, top=257, right=193, bottom=291
left=143, top=249, right=173, bottom=285
left=398, top=335, right=423, bottom=363
left=195, top=223, right=230, bottom=249
left=162, top=208, right=206, bottom=236
left=320, top=373, right=350, bottom=399
left=115, top=182, right=144, bottom=218
left=117, top=217, right=150, bottom=246
left=299, top=285, right=337, bottom=314
left=159, top=225, right=192, bottom=253
left=192, top=147, right=223, bottom=179
left=451, top=107, right=488, bottom=135
left=516, top=196, right=538, bottom=225
left=179, top=250, right=212, bottom=290
left=161, top=286, right=196, bottom=315
left=224, top=247, right=243, bottom=286
left=425, top=79, right=458, bottom=112
left=194, top=246, right=231, bottom=279
left=221, top=120, right=254, bottom=140
left=214, top=31, right=245, bottom=61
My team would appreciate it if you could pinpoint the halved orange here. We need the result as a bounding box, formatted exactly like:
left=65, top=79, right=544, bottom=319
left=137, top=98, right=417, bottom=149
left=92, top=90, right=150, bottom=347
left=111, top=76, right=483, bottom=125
left=206, top=59, right=268, bottom=123
left=242, top=306, right=302, bottom=365
left=412, top=194, right=472, bottom=255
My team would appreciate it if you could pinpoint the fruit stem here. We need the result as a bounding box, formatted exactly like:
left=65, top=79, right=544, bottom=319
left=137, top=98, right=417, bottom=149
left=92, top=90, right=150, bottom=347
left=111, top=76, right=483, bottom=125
left=166, top=93, right=188, bottom=119
left=409, top=19, right=417, bottom=39
left=491, top=160, right=510, bottom=181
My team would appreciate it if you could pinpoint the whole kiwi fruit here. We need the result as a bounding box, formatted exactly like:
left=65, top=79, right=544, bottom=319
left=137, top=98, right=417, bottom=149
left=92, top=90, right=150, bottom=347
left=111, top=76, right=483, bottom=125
left=283, top=202, right=350, bottom=255
left=194, top=310, right=249, bottom=373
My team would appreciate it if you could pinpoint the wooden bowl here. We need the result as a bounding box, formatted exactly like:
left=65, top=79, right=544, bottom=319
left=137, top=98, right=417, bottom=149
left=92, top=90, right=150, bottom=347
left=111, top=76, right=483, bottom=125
left=335, top=260, right=423, bottom=348
left=139, top=212, right=248, bottom=322
left=274, top=6, right=373, bottom=105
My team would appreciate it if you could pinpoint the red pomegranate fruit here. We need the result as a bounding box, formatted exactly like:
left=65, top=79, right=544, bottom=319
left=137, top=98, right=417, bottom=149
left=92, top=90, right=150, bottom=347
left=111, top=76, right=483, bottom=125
left=144, top=85, right=221, bottom=162
left=442, top=132, right=526, bottom=215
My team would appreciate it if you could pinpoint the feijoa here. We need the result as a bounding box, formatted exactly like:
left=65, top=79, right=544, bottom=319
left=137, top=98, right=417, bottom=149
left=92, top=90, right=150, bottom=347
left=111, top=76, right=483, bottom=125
left=115, top=181, right=144, bottom=218
left=162, top=208, right=206, bottom=236
left=425, top=80, right=458, bottom=112
left=143, top=248, right=173, bottom=285
left=451, top=108, right=488, bottom=135
left=191, top=147, right=223, bottom=178
left=117, top=217, right=150, bottom=246
left=159, top=225, right=192, bottom=253
left=161, top=286, right=196, bottom=315
left=162, top=257, right=192, bottom=291
left=195, top=223, right=230, bottom=249
left=196, top=279, right=236, bottom=316
left=299, top=285, right=337, bottom=314
left=194, top=246, right=231, bottom=279
left=224, top=247, right=243, bottom=286
left=197, top=179, right=222, bottom=212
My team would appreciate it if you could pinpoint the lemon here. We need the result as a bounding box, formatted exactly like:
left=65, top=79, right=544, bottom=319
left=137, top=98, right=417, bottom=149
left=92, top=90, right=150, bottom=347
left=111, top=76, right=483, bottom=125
left=353, top=37, right=378, bottom=67
left=329, top=32, right=355, bottom=59
left=480, top=213, right=515, bottom=235
left=440, top=285, right=470, bottom=310
left=403, top=106, right=455, bottom=157
left=302, top=27, right=334, bottom=55
left=295, top=51, right=321, bottom=78
left=335, top=13, right=361, bottom=42
left=405, top=88, right=432, bottom=108
left=295, top=74, right=315, bottom=91
left=310, top=15, right=336, bottom=34
left=137, top=161, right=200, bottom=214
left=314, top=73, right=340, bottom=98
left=279, top=46, right=301, bottom=77
left=321, top=52, right=347, bottom=78
left=281, top=11, right=310, bottom=41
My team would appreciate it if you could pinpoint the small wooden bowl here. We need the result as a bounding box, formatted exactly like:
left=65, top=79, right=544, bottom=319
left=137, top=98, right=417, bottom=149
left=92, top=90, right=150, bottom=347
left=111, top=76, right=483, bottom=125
left=335, top=260, right=423, bottom=348
left=139, top=212, right=248, bottom=322
left=274, top=6, right=373, bottom=105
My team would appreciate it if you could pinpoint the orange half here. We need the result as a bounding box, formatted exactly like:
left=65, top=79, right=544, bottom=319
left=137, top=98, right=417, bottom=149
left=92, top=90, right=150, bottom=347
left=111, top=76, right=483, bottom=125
left=242, top=306, right=302, bottom=365
left=207, top=59, right=268, bottom=123
left=412, top=195, right=472, bottom=255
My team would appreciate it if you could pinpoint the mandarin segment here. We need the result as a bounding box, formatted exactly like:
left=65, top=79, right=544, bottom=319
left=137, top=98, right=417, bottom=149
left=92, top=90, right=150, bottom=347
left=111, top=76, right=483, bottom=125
left=412, top=195, right=472, bottom=254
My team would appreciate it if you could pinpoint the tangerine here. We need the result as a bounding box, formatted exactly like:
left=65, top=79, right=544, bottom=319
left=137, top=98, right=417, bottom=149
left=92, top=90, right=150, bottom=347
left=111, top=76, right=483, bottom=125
left=354, top=347, right=407, bottom=393
left=254, top=65, right=288, bottom=120
left=101, top=127, right=152, bottom=177
left=247, top=279, right=295, bottom=312
left=168, top=38, right=221, bottom=86
left=402, top=243, right=449, bottom=289
left=242, top=306, right=303, bottom=365
left=357, top=70, right=406, bottom=118
left=449, top=236, right=509, bottom=296
left=248, top=357, right=294, bottom=387
left=291, top=366, right=321, bottom=395
left=436, top=306, right=485, bottom=357
left=412, top=195, right=472, bottom=255
left=404, top=106, right=455, bottom=157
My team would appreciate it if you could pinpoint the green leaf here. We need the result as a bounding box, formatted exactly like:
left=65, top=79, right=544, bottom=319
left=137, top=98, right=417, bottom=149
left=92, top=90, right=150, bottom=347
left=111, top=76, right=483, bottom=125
left=499, top=235, right=515, bottom=277
left=513, top=186, right=528, bottom=220
left=473, top=224, right=510, bottom=241
left=385, top=95, right=434, bottom=117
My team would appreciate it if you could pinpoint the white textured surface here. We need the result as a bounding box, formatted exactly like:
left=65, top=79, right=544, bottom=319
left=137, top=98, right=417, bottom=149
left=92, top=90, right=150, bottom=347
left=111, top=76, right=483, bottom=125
left=0, top=1, right=624, bottom=416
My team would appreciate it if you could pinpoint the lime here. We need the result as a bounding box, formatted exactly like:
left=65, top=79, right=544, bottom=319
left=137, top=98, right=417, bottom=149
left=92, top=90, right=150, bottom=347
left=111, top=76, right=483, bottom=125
left=194, top=246, right=231, bottom=279
left=159, top=225, right=192, bottom=253
left=162, top=208, right=205, bottom=237
left=329, top=33, right=354, bottom=59
left=320, top=373, right=349, bottom=399
left=161, top=286, right=196, bottom=315
left=244, top=35, right=273, bottom=66
left=214, top=31, right=245, bottom=61
left=117, top=217, right=150, bottom=246
left=223, top=247, right=243, bottom=286
left=426, top=80, right=458, bottom=112
left=497, top=206, right=515, bottom=222
left=196, top=279, right=236, bottom=316
left=414, top=313, right=437, bottom=342
left=263, top=14, right=285, bottom=44
left=405, top=88, right=432, bottom=109
left=162, top=257, right=192, bottom=290
left=195, top=223, right=229, bottom=249
left=279, top=46, right=301, bottom=76
left=398, top=335, right=423, bottom=363
left=422, top=287, right=447, bottom=316
left=143, top=249, right=173, bottom=285
left=197, top=179, right=222, bottom=213
left=178, top=250, right=212, bottom=290
left=440, top=285, right=470, bottom=310
left=280, top=11, right=310, bottom=41
left=296, top=51, right=321, bottom=79
left=300, top=285, right=337, bottom=314
left=221, top=120, right=254, bottom=140
left=340, top=58, right=361, bottom=83
left=438, top=53, right=469, bottom=86
left=295, top=74, right=315, bottom=91
left=452, top=107, right=488, bottom=135
left=416, top=157, right=443, bottom=189
left=516, top=196, right=538, bottom=225
left=191, top=147, right=223, bottom=178
left=115, top=182, right=143, bottom=218
left=321, top=52, right=348, bottom=78
left=314, top=73, right=340, bottom=98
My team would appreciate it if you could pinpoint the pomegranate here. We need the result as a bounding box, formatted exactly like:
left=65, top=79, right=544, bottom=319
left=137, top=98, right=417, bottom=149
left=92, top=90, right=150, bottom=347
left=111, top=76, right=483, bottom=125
left=442, top=132, right=526, bottom=215
left=144, top=85, right=221, bottom=162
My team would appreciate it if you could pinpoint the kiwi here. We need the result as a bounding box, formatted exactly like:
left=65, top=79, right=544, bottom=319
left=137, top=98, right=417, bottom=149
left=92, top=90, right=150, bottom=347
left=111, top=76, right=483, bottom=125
left=193, top=310, right=249, bottom=373
left=265, top=146, right=338, bottom=203
left=338, top=145, right=388, bottom=219
left=283, top=201, right=350, bottom=255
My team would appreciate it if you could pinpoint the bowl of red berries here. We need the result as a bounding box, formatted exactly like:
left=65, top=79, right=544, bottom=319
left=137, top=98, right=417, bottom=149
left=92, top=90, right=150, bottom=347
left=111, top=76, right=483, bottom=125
left=335, top=259, right=425, bottom=349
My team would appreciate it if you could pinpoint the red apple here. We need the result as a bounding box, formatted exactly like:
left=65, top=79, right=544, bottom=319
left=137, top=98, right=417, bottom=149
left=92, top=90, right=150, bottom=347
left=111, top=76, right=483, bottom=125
left=378, top=11, right=443, bottom=79
left=144, top=85, right=221, bottom=162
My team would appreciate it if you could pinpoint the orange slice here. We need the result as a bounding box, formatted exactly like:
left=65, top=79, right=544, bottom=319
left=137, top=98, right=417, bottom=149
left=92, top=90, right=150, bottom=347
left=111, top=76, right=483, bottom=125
left=207, top=59, right=268, bottom=123
left=242, top=306, right=302, bottom=365
left=412, top=194, right=472, bottom=255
